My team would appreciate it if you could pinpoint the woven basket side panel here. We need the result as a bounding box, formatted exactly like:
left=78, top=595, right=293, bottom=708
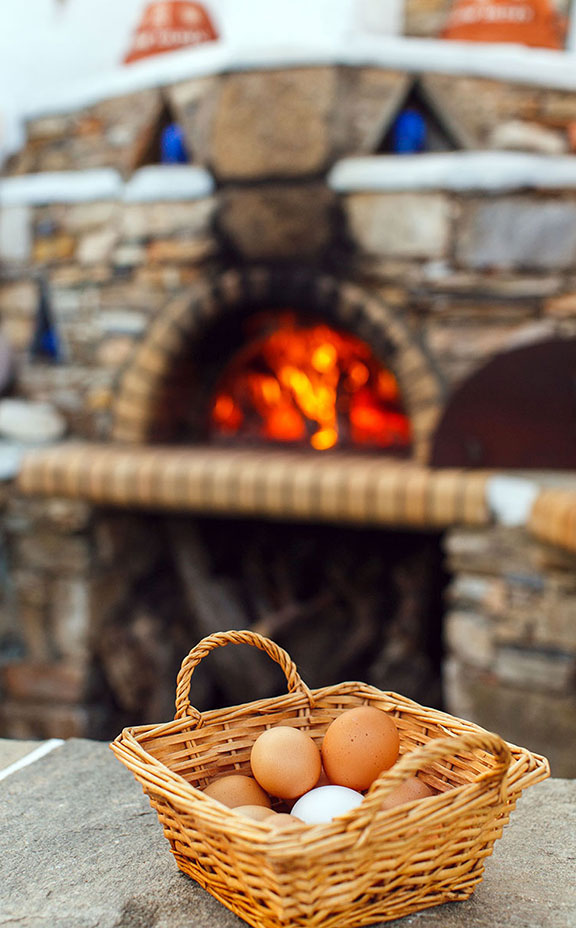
left=144, top=775, right=507, bottom=928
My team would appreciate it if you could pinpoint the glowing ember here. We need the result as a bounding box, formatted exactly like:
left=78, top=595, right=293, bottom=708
left=209, top=313, right=412, bottom=451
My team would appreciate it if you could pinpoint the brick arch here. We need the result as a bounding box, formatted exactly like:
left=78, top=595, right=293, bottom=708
left=110, top=266, right=446, bottom=461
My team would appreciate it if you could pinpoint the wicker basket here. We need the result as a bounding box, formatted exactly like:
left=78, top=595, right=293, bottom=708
left=111, top=630, right=550, bottom=928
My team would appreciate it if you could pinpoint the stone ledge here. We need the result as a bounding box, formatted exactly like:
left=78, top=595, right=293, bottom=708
left=0, top=738, right=574, bottom=928
left=0, top=166, right=214, bottom=206
left=329, top=152, right=576, bottom=194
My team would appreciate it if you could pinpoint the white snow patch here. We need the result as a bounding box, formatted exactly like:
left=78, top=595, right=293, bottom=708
left=0, top=167, right=215, bottom=207
left=16, top=38, right=576, bottom=131
left=328, top=152, right=576, bottom=194
left=0, top=171, right=123, bottom=206
left=0, top=443, right=27, bottom=482
left=123, top=166, right=215, bottom=202
left=487, top=476, right=540, bottom=527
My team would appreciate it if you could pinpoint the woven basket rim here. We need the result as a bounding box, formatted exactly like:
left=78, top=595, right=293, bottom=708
left=111, top=678, right=550, bottom=846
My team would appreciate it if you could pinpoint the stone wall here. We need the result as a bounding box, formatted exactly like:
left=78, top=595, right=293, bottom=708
left=7, top=66, right=576, bottom=180
left=3, top=65, right=576, bottom=436
left=443, top=525, right=576, bottom=776
left=3, top=179, right=576, bottom=438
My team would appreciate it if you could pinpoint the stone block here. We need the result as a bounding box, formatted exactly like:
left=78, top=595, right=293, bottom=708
left=167, top=75, right=221, bottom=164
left=60, top=201, right=118, bottom=232
left=210, top=68, right=336, bottom=179
left=99, top=310, right=147, bottom=336
left=130, top=268, right=196, bottom=294
left=7, top=498, right=91, bottom=535
left=444, top=657, right=576, bottom=776
left=0, top=205, right=32, bottom=263
left=27, top=114, right=74, bottom=139
left=77, top=229, right=118, bottom=265
left=334, top=68, right=410, bottom=154
left=49, top=576, right=92, bottom=660
left=544, top=292, right=576, bottom=318
left=495, top=646, right=576, bottom=694
left=1, top=661, right=88, bottom=703
left=0, top=314, right=36, bottom=352
left=421, top=74, right=540, bottom=148
left=91, top=89, right=163, bottom=173
left=0, top=280, right=37, bottom=315
left=97, top=335, right=138, bottom=368
left=17, top=533, right=92, bottom=574
left=113, top=244, right=147, bottom=267
left=488, top=121, right=568, bottom=155
left=120, top=198, right=215, bottom=240
left=145, top=238, right=216, bottom=264
left=491, top=586, right=576, bottom=652
left=43, top=499, right=93, bottom=534
left=444, top=610, right=495, bottom=670
left=457, top=198, right=576, bottom=271
left=16, top=602, right=52, bottom=661
left=345, top=193, right=452, bottom=259
left=33, top=235, right=76, bottom=264
left=220, top=185, right=335, bottom=260
left=50, top=288, right=83, bottom=316
left=0, top=701, right=96, bottom=739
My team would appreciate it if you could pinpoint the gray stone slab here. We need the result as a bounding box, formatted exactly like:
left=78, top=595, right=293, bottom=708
left=457, top=198, right=576, bottom=271
left=0, top=739, right=574, bottom=928
left=0, top=738, right=42, bottom=772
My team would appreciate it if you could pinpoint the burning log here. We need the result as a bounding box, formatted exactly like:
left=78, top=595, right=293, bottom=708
left=209, top=312, right=411, bottom=453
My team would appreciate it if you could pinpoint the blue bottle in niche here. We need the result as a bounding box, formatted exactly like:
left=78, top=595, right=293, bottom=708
left=30, top=278, right=61, bottom=362
left=160, top=123, right=189, bottom=164
left=390, top=109, right=427, bottom=154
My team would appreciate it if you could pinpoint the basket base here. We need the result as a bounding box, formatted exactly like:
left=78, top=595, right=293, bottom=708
left=171, top=849, right=481, bottom=928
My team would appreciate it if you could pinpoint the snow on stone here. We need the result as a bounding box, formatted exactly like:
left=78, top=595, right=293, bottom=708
left=328, top=152, right=576, bottom=194
left=486, top=476, right=540, bottom=527
left=0, top=171, right=123, bottom=206
left=0, top=168, right=215, bottom=207
left=0, top=399, right=67, bottom=445
left=123, top=166, right=215, bottom=202
left=17, top=37, right=576, bottom=130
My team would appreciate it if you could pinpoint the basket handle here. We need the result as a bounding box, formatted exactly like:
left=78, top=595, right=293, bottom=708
left=357, top=728, right=511, bottom=843
left=368, top=728, right=511, bottom=798
left=174, top=629, right=314, bottom=722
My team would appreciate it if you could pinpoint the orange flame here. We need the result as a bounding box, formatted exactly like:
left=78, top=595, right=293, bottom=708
left=210, top=314, right=411, bottom=452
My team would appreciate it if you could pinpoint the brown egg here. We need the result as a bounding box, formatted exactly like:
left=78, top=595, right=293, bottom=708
left=268, top=812, right=304, bottom=828
left=250, top=726, right=322, bottom=800
left=321, top=706, right=400, bottom=792
left=234, top=805, right=277, bottom=822
left=203, top=774, right=272, bottom=808
left=380, top=777, right=435, bottom=810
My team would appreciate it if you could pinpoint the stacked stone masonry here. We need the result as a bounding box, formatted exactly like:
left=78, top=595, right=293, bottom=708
left=444, top=526, right=576, bottom=777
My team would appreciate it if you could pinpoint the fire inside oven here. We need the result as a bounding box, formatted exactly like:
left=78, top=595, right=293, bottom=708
left=208, top=311, right=411, bottom=452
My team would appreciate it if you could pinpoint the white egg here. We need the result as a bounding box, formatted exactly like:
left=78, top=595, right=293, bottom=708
left=291, top=785, right=364, bottom=824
